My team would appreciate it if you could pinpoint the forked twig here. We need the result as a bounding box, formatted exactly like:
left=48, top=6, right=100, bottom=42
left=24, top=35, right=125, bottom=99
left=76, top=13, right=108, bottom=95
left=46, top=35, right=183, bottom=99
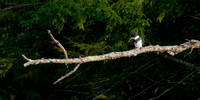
left=22, top=39, right=200, bottom=67
left=53, top=63, right=81, bottom=84
left=22, top=30, right=200, bottom=84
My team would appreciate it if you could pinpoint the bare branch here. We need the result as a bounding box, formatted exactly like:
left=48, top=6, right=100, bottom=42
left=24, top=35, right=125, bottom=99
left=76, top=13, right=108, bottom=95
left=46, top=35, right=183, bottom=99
left=53, top=64, right=81, bottom=84
left=128, top=80, right=162, bottom=100
left=189, top=15, right=200, bottom=20
left=150, top=70, right=196, bottom=100
left=22, top=54, right=31, bottom=61
left=23, top=40, right=200, bottom=67
left=93, top=58, right=158, bottom=100
left=22, top=54, right=32, bottom=67
left=47, top=30, right=68, bottom=59
left=22, top=30, right=200, bottom=84
left=0, top=3, right=17, bottom=6
left=160, top=53, right=200, bottom=70
left=0, top=2, right=47, bottom=12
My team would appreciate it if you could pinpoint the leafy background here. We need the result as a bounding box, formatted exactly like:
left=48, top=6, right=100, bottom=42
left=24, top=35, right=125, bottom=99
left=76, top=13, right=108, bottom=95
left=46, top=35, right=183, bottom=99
left=0, top=0, right=200, bottom=99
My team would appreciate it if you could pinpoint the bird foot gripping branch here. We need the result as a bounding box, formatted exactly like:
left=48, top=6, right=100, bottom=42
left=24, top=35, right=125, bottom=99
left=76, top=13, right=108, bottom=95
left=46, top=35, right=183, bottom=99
left=22, top=30, right=200, bottom=84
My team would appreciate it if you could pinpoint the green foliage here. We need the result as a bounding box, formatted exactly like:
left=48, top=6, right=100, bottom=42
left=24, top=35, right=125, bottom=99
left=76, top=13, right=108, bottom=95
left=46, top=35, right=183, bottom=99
left=0, top=59, right=13, bottom=77
left=0, top=0, right=200, bottom=99
left=73, top=41, right=106, bottom=56
left=23, top=88, right=41, bottom=100
left=144, top=0, right=187, bottom=22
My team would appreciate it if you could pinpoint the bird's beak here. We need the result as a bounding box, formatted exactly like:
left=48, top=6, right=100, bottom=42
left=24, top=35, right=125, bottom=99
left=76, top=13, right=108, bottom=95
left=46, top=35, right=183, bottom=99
left=128, top=37, right=134, bottom=42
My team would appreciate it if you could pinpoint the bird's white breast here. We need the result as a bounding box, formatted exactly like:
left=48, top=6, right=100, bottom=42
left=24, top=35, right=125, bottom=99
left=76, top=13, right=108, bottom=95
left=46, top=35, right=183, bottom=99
left=133, top=36, right=140, bottom=40
left=134, top=39, right=143, bottom=48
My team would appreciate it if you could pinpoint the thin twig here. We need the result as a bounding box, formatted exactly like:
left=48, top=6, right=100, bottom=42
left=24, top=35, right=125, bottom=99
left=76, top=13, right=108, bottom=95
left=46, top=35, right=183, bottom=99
left=22, top=54, right=32, bottom=62
left=66, top=79, right=109, bottom=87
left=150, top=70, right=196, bottom=100
left=0, top=2, right=47, bottom=12
left=57, top=89, right=98, bottom=96
left=53, top=64, right=81, bottom=84
left=189, top=15, right=200, bottom=20
left=93, top=58, right=158, bottom=100
left=22, top=39, right=200, bottom=67
left=47, top=30, right=68, bottom=59
left=159, top=53, right=199, bottom=69
left=128, top=80, right=162, bottom=100
left=187, top=47, right=194, bottom=55
left=66, top=63, right=94, bottom=82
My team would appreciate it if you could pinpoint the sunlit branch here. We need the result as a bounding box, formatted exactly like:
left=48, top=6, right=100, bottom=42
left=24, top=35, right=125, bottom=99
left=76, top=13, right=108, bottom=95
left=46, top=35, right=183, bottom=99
left=23, top=40, right=200, bottom=66
left=22, top=30, right=200, bottom=84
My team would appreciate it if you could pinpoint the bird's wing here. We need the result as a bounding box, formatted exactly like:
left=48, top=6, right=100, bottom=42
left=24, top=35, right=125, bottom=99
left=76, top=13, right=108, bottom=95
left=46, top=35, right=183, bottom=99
left=128, top=37, right=135, bottom=42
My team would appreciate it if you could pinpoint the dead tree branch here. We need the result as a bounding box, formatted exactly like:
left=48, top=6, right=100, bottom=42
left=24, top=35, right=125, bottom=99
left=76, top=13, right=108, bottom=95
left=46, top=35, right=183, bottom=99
left=22, top=41, right=200, bottom=67
left=47, top=30, right=68, bottom=60
left=22, top=30, right=200, bottom=84
left=0, top=2, right=47, bottom=12
left=160, top=53, right=200, bottom=70
left=189, top=15, right=200, bottom=20
left=53, top=64, right=80, bottom=84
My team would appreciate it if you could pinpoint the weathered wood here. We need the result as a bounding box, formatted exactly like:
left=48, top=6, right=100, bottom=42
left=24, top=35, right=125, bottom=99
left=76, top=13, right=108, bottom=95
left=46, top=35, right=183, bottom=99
left=22, top=39, right=200, bottom=67
left=22, top=30, right=200, bottom=84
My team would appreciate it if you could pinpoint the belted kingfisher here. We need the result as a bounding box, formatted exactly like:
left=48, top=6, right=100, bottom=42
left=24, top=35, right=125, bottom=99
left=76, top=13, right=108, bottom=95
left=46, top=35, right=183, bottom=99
left=128, top=32, right=143, bottom=48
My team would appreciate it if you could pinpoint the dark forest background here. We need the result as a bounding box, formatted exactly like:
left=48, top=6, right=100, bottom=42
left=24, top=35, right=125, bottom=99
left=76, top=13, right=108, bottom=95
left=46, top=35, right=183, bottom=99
left=0, top=0, right=200, bottom=99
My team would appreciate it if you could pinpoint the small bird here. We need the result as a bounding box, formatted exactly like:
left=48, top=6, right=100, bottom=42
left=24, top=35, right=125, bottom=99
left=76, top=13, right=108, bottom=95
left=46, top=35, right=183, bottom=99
left=128, top=32, right=143, bottom=48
